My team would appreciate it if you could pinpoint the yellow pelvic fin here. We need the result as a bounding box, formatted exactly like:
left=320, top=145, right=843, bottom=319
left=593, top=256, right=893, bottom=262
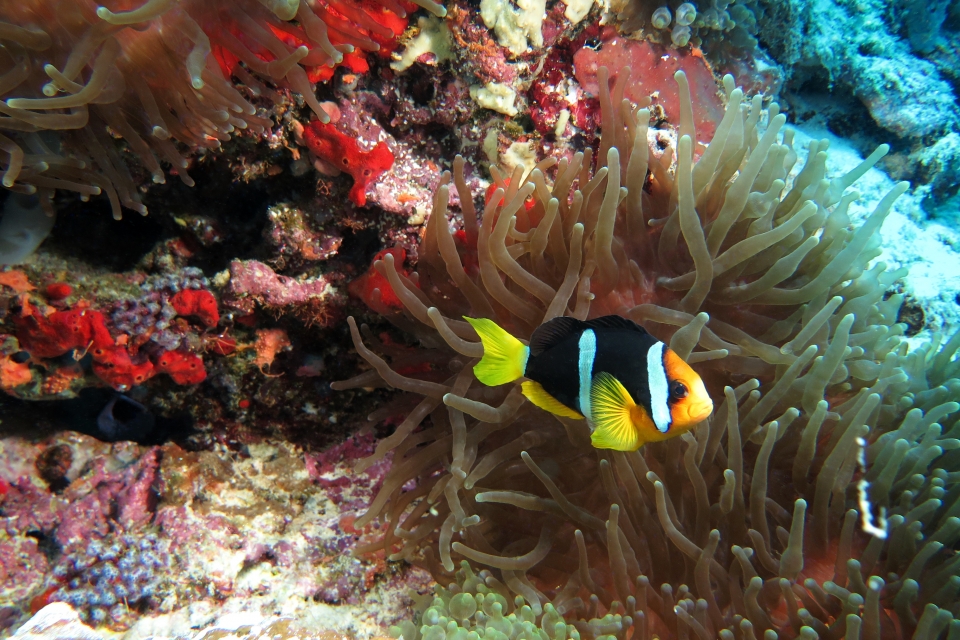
left=464, top=316, right=529, bottom=386
left=521, top=381, right=584, bottom=419
left=589, top=372, right=642, bottom=451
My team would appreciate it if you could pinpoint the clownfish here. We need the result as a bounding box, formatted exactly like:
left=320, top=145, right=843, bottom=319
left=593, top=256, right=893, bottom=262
left=464, top=315, right=713, bottom=451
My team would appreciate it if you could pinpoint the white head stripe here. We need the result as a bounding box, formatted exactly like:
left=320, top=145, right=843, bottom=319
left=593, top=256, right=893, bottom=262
left=647, top=342, right=671, bottom=433
left=578, top=329, right=596, bottom=422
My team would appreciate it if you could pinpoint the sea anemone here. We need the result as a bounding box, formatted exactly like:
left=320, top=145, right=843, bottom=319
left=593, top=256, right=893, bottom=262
left=334, top=69, right=960, bottom=638
left=0, top=0, right=444, bottom=219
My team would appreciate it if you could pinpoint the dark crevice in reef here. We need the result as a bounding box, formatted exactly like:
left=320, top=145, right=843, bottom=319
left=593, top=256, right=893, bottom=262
left=0, top=388, right=195, bottom=447
left=26, top=529, right=59, bottom=562
left=138, top=154, right=280, bottom=276
left=42, top=195, right=168, bottom=273
left=42, top=135, right=321, bottom=277
left=330, top=227, right=382, bottom=274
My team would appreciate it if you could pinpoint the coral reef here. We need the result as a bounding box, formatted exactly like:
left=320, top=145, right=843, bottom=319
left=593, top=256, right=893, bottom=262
left=12, top=600, right=400, bottom=640
left=0, top=0, right=959, bottom=636
left=752, top=0, right=960, bottom=216
left=333, top=69, right=960, bottom=638
left=111, top=269, right=217, bottom=350
left=224, top=259, right=344, bottom=328
left=7, top=267, right=220, bottom=393
left=0, top=0, right=445, bottom=218
left=588, top=0, right=960, bottom=217
left=0, top=428, right=430, bottom=637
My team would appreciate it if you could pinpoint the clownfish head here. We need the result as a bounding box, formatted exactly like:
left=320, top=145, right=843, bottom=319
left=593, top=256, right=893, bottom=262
left=663, top=348, right=713, bottom=429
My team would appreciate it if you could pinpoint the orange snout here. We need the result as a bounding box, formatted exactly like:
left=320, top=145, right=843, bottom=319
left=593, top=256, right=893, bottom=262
left=674, top=380, right=713, bottom=426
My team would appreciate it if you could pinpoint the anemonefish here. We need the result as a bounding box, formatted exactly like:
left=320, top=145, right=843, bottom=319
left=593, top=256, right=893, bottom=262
left=464, top=315, right=714, bottom=451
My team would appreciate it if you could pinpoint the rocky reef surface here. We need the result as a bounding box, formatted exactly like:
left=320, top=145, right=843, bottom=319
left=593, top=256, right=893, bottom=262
left=0, top=0, right=958, bottom=637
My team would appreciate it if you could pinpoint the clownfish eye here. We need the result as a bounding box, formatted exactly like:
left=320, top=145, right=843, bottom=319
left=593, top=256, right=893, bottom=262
left=669, top=380, right=688, bottom=400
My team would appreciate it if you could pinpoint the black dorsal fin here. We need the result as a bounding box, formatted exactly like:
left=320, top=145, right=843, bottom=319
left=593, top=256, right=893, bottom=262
left=584, top=315, right=650, bottom=335
left=529, top=316, right=586, bottom=356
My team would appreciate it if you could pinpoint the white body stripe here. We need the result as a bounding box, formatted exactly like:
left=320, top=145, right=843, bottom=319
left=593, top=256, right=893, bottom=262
left=578, top=329, right=597, bottom=422
left=647, top=342, right=671, bottom=433
left=521, top=346, right=530, bottom=376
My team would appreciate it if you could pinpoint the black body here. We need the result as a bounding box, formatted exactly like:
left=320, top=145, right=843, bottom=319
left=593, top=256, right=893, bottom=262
left=523, top=316, right=660, bottom=415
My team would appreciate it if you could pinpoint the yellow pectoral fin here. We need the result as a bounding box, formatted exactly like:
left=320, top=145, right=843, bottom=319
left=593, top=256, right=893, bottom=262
left=465, top=316, right=529, bottom=386
left=521, top=381, right=584, bottom=419
left=589, top=372, right=642, bottom=451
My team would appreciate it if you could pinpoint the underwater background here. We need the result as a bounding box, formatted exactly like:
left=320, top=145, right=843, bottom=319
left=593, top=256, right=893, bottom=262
left=1, top=0, right=959, bottom=638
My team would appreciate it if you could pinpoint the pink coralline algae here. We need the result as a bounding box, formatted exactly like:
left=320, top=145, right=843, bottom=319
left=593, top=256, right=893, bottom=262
left=264, top=205, right=343, bottom=268
left=0, top=437, right=161, bottom=550
left=0, top=434, right=166, bottom=625
left=448, top=8, right=517, bottom=86
left=153, top=438, right=404, bottom=607
left=224, top=260, right=342, bottom=321
left=53, top=445, right=162, bottom=548
left=304, top=431, right=385, bottom=499
left=1, top=429, right=429, bottom=634
left=388, top=77, right=474, bottom=130
left=0, top=531, right=49, bottom=605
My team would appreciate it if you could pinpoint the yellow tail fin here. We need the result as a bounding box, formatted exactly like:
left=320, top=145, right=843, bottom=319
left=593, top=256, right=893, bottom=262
left=465, top=317, right=529, bottom=386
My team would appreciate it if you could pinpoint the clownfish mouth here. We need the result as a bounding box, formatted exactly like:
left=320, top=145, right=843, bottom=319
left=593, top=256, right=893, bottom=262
left=671, top=394, right=713, bottom=427
left=684, top=396, right=714, bottom=425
